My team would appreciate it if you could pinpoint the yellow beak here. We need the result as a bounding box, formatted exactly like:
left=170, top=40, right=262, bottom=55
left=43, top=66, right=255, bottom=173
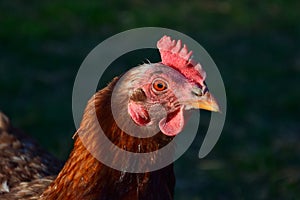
left=186, top=92, right=220, bottom=112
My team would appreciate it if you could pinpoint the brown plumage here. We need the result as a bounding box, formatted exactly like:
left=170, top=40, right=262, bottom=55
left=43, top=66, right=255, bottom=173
left=0, top=112, right=62, bottom=199
left=41, top=77, right=176, bottom=199
left=0, top=78, right=175, bottom=200
left=0, top=36, right=220, bottom=200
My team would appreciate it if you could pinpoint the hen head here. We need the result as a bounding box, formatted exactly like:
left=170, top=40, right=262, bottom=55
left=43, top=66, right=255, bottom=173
left=112, top=36, right=220, bottom=137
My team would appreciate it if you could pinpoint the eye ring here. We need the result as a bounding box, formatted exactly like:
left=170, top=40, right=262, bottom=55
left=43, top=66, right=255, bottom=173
left=152, top=79, right=168, bottom=92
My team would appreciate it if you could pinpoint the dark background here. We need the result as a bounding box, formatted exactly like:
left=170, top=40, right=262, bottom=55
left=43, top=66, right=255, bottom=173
left=1, top=1, right=299, bottom=199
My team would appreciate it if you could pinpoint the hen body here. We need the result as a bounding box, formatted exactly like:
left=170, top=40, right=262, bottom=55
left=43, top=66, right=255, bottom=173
left=0, top=76, right=176, bottom=200
left=41, top=76, right=176, bottom=200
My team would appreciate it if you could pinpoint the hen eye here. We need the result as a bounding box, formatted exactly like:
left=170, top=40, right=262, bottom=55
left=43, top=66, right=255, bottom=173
left=152, top=79, right=168, bottom=92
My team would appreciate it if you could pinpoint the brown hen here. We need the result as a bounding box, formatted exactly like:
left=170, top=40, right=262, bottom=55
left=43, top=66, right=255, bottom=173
left=0, top=36, right=219, bottom=200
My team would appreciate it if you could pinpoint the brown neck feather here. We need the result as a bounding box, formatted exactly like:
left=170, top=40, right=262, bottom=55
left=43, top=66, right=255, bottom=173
left=41, top=77, right=175, bottom=200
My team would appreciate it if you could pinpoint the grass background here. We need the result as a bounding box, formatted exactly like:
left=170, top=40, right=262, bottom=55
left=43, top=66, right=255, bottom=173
left=1, top=0, right=300, bottom=199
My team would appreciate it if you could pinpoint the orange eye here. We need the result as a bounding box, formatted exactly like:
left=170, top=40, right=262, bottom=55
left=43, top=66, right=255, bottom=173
left=152, top=79, right=168, bottom=92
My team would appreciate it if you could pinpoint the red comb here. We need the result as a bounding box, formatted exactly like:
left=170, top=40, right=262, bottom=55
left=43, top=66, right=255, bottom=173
left=157, top=35, right=206, bottom=86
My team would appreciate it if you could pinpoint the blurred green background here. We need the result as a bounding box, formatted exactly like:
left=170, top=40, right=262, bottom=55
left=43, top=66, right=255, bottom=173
left=1, top=0, right=299, bottom=199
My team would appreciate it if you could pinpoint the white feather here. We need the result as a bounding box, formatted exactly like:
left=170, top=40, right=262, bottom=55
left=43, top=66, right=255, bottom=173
left=0, top=180, right=10, bottom=193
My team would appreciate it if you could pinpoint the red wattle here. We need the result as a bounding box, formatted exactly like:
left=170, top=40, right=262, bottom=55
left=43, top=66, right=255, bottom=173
left=159, top=106, right=184, bottom=136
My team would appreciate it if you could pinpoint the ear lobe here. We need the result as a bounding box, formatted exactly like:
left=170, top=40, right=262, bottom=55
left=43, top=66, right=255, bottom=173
left=128, top=101, right=150, bottom=126
left=129, top=88, right=147, bottom=102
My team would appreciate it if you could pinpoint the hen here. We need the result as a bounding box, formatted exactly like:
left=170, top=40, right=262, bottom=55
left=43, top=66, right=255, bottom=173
left=0, top=36, right=219, bottom=200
